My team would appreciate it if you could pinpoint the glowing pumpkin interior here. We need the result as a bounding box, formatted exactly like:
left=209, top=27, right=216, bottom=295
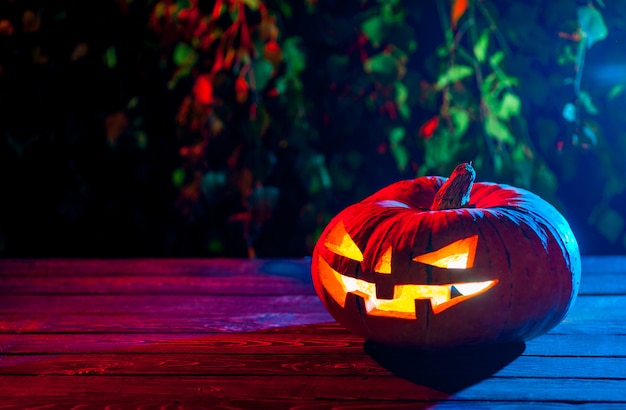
left=319, top=220, right=498, bottom=319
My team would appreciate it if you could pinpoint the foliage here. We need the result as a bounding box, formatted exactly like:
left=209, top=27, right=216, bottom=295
left=1, top=0, right=626, bottom=256
left=302, top=0, right=626, bottom=254
left=149, top=0, right=314, bottom=257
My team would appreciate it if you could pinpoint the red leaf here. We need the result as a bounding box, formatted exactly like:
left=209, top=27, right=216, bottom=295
left=419, top=116, right=439, bottom=139
left=235, top=77, right=249, bottom=103
left=211, top=0, right=223, bottom=20
left=193, top=74, right=213, bottom=105
left=104, top=111, right=129, bottom=145
left=0, top=19, right=14, bottom=36
left=451, top=0, right=469, bottom=30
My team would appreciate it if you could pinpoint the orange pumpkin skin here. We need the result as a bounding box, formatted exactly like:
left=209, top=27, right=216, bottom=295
left=312, top=175, right=581, bottom=350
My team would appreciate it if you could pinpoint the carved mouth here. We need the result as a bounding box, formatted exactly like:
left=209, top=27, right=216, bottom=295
left=318, top=256, right=497, bottom=319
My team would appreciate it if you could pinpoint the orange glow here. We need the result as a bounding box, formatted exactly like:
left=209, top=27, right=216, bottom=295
left=323, top=220, right=363, bottom=261
left=318, top=254, right=497, bottom=319
left=413, top=235, right=478, bottom=269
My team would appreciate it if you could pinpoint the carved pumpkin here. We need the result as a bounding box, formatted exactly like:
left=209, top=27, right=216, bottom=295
left=311, top=163, right=581, bottom=350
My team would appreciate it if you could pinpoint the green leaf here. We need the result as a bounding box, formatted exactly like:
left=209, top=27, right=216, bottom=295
left=420, top=127, right=457, bottom=175
left=364, top=53, right=397, bottom=75
left=103, top=46, right=117, bottom=69
left=388, top=126, right=405, bottom=144
left=473, top=30, right=489, bottom=63
left=608, top=84, right=623, bottom=100
left=485, top=115, right=514, bottom=143
left=489, top=50, right=504, bottom=67
left=394, top=80, right=411, bottom=119
left=481, top=72, right=497, bottom=96
left=497, top=92, right=522, bottom=120
left=579, top=91, right=598, bottom=115
left=577, top=6, right=608, bottom=49
left=395, top=81, right=411, bottom=119
left=436, top=65, right=473, bottom=89
left=168, top=65, right=191, bottom=90
left=135, top=131, right=148, bottom=149
left=398, top=104, right=411, bottom=120
left=277, top=1, right=292, bottom=17
left=172, top=168, right=185, bottom=187
left=389, top=126, right=408, bottom=171
left=282, top=37, right=306, bottom=76
left=394, top=81, right=408, bottom=106
left=512, top=143, right=527, bottom=164
left=207, top=239, right=224, bottom=254
left=449, top=107, right=470, bottom=138
left=361, top=16, right=383, bottom=46
left=391, top=145, right=409, bottom=171
left=436, top=45, right=449, bottom=58
left=173, top=42, right=196, bottom=66
left=251, top=59, right=274, bottom=90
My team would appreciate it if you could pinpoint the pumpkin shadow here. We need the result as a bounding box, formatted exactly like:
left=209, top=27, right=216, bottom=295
left=364, top=340, right=525, bottom=394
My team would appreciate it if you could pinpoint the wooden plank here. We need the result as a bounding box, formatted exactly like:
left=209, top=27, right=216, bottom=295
left=0, top=375, right=450, bottom=402
left=0, top=399, right=623, bottom=410
left=0, top=375, right=625, bottom=402
left=0, top=275, right=315, bottom=295
left=0, top=295, right=620, bottom=333
left=551, top=295, right=626, bottom=334
left=1, top=294, right=621, bottom=334
left=525, top=334, right=626, bottom=357
left=2, top=310, right=610, bottom=335
left=0, top=353, right=387, bottom=376
left=0, top=258, right=312, bottom=277
left=433, top=404, right=626, bottom=409
left=1, top=353, right=625, bottom=379
left=0, top=294, right=324, bottom=314
left=582, top=256, right=626, bottom=275
left=1, top=330, right=626, bottom=357
left=0, top=312, right=334, bottom=333
left=578, top=271, right=626, bottom=295
left=0, top=256, right=623, bottom=408
left=0, top=334, right=363, bottom=355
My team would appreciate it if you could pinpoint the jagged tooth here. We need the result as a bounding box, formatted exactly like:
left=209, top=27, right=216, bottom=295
left=450, top=285, right=463, bottom=299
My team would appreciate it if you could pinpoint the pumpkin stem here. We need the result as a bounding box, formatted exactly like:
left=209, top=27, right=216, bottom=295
left=431, top=162, right=476, bottom=210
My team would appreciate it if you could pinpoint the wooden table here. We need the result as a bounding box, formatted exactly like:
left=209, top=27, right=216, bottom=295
left=0, top=257, right=625, bottom=408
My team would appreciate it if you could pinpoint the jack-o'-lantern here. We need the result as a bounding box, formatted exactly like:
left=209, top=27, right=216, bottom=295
left=311, top=163, right=581, bottom=350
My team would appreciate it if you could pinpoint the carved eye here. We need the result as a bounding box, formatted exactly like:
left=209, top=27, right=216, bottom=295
left=412, top=234, right=492, bottom=300
left=413, top=235, right=478, bottom=269
left=324, top=220, right=363, bottom=261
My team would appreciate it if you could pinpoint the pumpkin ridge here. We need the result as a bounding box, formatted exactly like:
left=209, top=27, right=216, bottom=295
left=479, top=211, right=514, bottom=340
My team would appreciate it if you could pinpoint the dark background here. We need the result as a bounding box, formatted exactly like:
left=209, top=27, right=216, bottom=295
left=1, top=0, right=625, bottom=257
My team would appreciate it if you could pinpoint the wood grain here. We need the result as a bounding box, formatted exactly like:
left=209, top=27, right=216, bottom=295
left=1, top=353, right=625, bottom=379
left=1, top=331, right=625, bottom=356
left=0, top=257, right=625, bottom=408
left=0, top=375, right=625, bottom=402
